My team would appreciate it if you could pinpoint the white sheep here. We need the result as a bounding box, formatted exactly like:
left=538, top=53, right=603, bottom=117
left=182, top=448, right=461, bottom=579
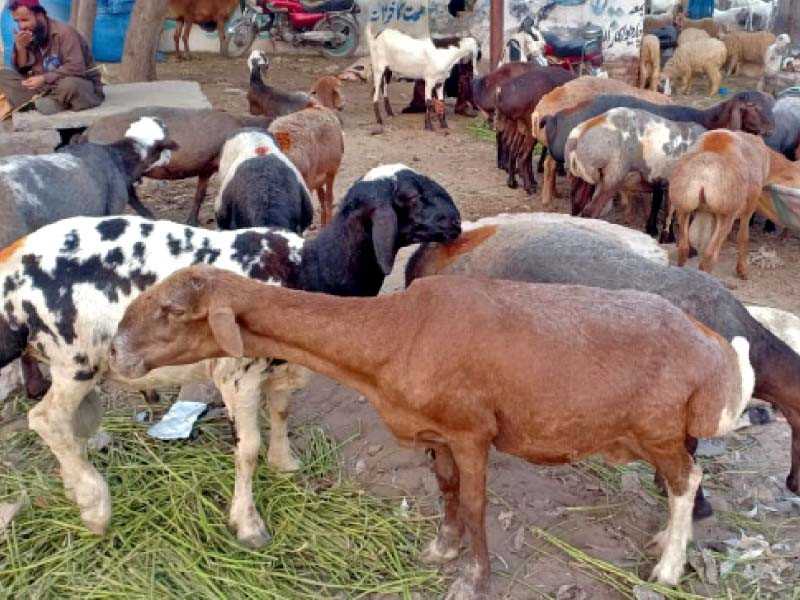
left=660, top=38, right=727, bottom=96
left=759, top=33, right=792, bottom=91
left=366, top=23, right=480, bottom=131
left=677, top=28, right=710, bottom=46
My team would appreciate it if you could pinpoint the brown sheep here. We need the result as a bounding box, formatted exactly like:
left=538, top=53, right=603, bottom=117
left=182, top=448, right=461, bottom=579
left=110, top=265, right=755, bottom=599
left=722, top=30, right=777, bottom=76
left=269, top=105, right=345, bottom=226
left=639, top=34, right=661, bottom=92
left=669, top=130, right=772, bottom=278
left=168, top=0, right=239, bottom=60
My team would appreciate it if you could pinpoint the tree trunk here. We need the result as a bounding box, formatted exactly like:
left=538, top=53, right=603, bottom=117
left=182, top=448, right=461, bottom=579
left=69, top=0, right=80, bottom=27
left=75, top=0, right=98, bottom=46
left=119, top=0, right=170, bottom=82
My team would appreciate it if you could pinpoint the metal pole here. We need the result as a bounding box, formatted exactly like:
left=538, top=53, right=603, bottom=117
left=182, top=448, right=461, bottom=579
left=490, top=0, right=504, bottom=70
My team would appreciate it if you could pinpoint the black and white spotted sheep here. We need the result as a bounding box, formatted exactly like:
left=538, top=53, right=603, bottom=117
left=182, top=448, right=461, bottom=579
left=0, top=163, right=462, bottom=549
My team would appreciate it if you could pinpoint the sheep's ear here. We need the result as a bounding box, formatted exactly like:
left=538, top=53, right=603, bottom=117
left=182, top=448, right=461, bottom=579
left=371, top=203, right=398, bottom=276
left=209, top=306, right=244, bottom=358
left=730, top=101, right=743, bottom=130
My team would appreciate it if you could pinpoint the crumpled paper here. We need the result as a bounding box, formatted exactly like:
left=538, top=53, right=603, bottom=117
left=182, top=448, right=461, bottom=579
left=146, top=401, right=208, bottom=440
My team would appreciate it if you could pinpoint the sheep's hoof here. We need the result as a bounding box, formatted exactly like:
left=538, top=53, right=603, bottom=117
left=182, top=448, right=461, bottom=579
left=649, top=560, right=683, bottom=588
left=506, top=179, right=518, bottom=189
left=444, top=577, right=486, bottom=600
left=230, top=520, right=271, bottom=549
left=693, top=496, right=714, bottom=521
left=370, top=125, right=384, bottom=136
left=420, top=538, right=459, bottom=565
left=787, top=469, right=799, bottom=495
left=267, top=448, right=301, bottom=476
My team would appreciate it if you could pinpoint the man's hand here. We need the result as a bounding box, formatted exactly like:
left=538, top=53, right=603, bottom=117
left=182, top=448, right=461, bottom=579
left=21, top=75, right=45, bottom=90
left=14, top=29, right=33, bottom=52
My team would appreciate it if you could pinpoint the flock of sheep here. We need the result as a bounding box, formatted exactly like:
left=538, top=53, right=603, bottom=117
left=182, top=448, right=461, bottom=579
left=1, top=6, right=800, bottom=599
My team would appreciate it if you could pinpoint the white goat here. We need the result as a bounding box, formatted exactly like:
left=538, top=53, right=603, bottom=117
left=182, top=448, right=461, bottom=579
left=499, top=31, right=546, bottom=65
left=366, top=23, right=480, bottom=131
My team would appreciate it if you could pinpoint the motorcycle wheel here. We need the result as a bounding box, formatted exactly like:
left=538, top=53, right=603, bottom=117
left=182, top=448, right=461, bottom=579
left=314, top=16, right=359, bottom=58
left=224, top=21, right=259, bottom=58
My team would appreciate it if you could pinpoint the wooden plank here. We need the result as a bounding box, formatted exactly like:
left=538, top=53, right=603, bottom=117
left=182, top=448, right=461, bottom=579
left=11, top=80, right=211, bottom=132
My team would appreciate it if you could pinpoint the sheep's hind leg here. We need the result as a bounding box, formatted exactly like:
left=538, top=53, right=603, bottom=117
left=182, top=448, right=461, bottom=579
left=27, top=372, right=110, bottom=535
left=735, top=207, right=757, bottom=279
left=187, top=173, right=211, bottom=226
left=216, top=365, right=270, bottom=549
left=648, top=454, right=702, bottom=587
left=443, top=439, right=491, bottom=600
left=421, top=444, right=465, bottom=565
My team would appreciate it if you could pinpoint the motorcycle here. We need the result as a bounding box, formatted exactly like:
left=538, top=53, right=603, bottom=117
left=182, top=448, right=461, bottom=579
left=224, top=0, right=360, bottom=58
left=516, top=2, right=605, bottom=76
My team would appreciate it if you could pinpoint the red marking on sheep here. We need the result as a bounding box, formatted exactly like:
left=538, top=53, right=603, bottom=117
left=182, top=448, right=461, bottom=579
left=255, top=146, right=269, bottom=156
left=0, top=237, right=26, bottom=264
left=273, top=131, right=292, bottom=153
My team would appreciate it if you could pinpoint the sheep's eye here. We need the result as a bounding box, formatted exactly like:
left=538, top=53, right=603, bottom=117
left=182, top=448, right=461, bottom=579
left=169, top=308, right=186, bottom=318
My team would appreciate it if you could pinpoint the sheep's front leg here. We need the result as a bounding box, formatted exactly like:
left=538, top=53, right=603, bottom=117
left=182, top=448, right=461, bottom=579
left=444, top=439, right=491, bottom=600
left=264, top=363, right=308, bottom=473
left=217, top=20, right=226, bottom=55
left=784, top=406, right=800, bottom=494
left=706, top=66, right=721, bottom=97
left=126, top=185, right=155, bottom=219
left=421, top=444, right=464, bottom=564
left=216, top=369, right=270, bottom=548
left=173, top=19, right=183, bottom=59
left=372, top=72, right=385, bottom=126
left=27, top=373, right=111, bottom=535
left=435, top=84, right=448, bottom=129
left=182, top=20, right=193, bottom=60
left=423, top=80, right=436, bottom=131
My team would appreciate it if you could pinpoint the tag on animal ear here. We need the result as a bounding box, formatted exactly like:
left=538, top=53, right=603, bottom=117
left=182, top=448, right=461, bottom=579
left=255, top=146, right=269, bottom=156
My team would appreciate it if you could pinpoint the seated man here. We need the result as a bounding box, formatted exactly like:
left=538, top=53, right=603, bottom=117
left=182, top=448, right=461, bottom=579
left=0, top=0, right=103, bottom=119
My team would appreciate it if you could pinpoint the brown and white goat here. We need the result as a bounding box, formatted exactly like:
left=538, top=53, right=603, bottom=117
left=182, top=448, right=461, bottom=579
left=110, top=266, right=755, bottom=599
left=669, top=130, right=772, bottom=278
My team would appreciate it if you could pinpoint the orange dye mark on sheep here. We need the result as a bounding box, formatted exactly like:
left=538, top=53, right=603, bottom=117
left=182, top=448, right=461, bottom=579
left=582, top=115, right=607, bottom=131
left=686, top=315, right=726, bottom=344
left=0, top=236, right=26, bottom=264
left=255, top=146, right=269, bottom=156
left=443, top=226, right=498, bottom=258
left=273, top=131, right=292, bottom=152
left=700, top=131, right=732, bottom=153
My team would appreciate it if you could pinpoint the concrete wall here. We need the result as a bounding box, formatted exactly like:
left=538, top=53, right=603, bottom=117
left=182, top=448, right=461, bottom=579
left=0, top=0, right=643, bottom=62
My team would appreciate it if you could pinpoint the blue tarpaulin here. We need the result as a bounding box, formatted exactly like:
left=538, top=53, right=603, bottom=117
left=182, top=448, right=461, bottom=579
left=687, top=0, right=714, bottom=19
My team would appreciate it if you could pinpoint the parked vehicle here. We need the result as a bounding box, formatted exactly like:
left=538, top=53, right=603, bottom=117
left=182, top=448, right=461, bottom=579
left=224, top=0, right=360, bottom=58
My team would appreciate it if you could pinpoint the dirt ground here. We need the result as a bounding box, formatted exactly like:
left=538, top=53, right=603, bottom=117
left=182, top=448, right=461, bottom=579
left=90, top=54, right=800, bottom=598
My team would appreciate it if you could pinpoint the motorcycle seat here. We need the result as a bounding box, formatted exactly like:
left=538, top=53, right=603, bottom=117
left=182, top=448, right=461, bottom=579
left=300, top=0, right=354, bottom=13
left=542, top=30, right=599, bottom=58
